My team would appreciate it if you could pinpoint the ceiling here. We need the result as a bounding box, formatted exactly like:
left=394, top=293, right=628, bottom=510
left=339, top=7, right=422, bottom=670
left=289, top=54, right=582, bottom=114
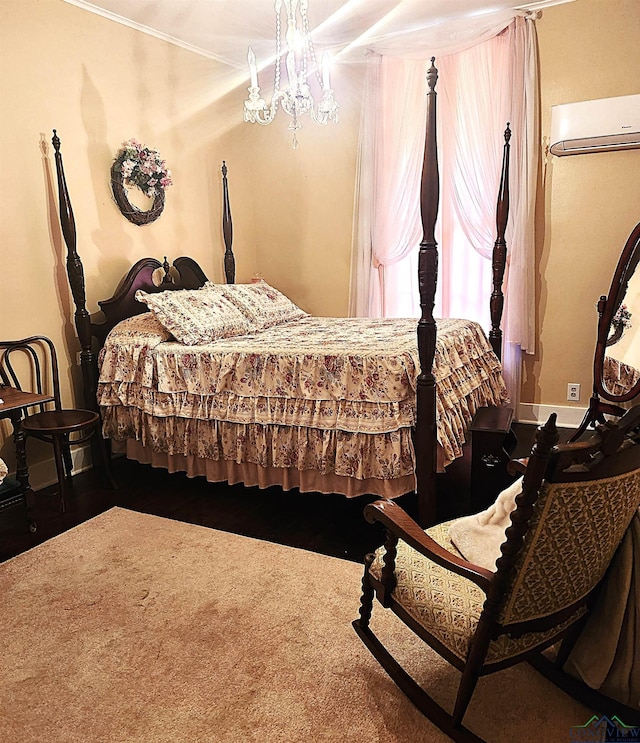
left=64, top=0, right=572, bottom=67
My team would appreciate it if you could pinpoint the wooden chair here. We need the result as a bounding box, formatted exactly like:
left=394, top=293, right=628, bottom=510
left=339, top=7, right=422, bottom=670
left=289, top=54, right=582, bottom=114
left=0, top=336, right=116, bottom=512
left=353, top=407, right=640, bottom=742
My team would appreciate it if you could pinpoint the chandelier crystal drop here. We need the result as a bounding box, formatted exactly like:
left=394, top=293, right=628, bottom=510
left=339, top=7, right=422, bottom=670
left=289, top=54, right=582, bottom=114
left=243, top=0, right=339, bottom=149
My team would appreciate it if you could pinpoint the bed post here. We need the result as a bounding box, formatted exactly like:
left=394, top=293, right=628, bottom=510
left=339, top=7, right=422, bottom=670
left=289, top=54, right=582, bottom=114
left=415, top=58, right=439, bottom=527
left=488, top=124, right=511, bottom=362
left=51, top=130, right=99, bottom=413
left=221, top=161, right=236, bottom=284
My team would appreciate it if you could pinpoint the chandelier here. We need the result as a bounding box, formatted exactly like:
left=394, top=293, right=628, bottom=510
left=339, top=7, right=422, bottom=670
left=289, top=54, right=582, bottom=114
left=243, top=0, right=339, bottom=148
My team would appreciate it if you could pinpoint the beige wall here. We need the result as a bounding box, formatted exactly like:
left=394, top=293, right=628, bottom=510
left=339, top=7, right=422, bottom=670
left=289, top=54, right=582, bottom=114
left=0, top=0, right=359, bottom=473
left=524, top=0, right=640, bottom=411
left=1, top=0, right=244, bottom=468
left=239, top=67, right=361, bottom=316
left=1, top=0, right=639, bottom=474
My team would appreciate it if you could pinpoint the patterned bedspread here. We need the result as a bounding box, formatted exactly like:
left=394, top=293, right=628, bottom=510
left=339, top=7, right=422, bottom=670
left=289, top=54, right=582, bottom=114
left=98, top=312, right=507, bottom=486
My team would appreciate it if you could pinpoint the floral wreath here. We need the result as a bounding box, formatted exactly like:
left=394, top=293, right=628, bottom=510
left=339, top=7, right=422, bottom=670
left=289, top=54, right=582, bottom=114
left=110, top=139, right=173, bottom=226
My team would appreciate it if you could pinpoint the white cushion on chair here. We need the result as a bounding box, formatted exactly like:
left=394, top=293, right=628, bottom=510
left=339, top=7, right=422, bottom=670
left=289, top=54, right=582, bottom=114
left=448, top=477, right=523, bottom=571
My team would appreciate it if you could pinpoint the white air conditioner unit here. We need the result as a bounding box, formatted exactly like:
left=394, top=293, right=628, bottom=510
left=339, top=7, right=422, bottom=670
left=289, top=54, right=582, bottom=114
left=550, top=94, right=640, bottom=156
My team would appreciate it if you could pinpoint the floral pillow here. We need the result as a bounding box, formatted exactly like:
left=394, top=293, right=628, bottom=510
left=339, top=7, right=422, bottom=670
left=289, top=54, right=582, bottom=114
left=105, top=311, right=174, bottom=345
left=211, top=281, right=307, bottom=331
left=135, top=287, right=251, bottom=345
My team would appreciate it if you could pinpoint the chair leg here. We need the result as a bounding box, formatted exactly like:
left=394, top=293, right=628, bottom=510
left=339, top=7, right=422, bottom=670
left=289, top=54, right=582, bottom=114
left=452, top=631, right=490, bottom=727
left=352, top=618, right=486, bottom=743
left=62, top=434, right=73, bottom=479
left=452, top=663, right=482, bottom=727
left=356, top=553, right=376, bottom=628
left=52, top=437, right=68, bottom=513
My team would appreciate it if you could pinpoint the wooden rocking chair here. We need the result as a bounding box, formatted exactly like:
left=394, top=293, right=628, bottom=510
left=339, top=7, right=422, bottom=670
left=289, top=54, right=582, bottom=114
left=353, top=406, right=640, bottom=742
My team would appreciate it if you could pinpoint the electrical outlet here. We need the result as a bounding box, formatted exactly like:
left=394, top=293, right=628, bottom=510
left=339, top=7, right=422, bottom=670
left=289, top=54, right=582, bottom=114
left=567, top=383, right=581, bottom=402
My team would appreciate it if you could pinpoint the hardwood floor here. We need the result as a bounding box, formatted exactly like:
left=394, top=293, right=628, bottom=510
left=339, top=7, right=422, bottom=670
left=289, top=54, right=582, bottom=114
left=0, top=422, right=548, bottom=565
left=0, top=455, right=391, bottom=564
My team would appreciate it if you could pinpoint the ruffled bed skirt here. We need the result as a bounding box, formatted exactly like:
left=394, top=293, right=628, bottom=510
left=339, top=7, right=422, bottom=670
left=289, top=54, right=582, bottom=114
left=116, top=438, right=418, bottom=499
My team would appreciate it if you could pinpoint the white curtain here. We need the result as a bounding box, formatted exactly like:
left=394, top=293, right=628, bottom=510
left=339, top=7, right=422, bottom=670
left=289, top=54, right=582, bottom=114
left=349, top=15, right=539, bottom=409
left=350, top=56, right=427, bottom=317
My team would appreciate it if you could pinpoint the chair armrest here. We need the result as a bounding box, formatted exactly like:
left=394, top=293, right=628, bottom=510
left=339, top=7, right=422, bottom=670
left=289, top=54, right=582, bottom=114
left=508, top=457, right=528, bottom=476
left=363, top=500, right=494, bottom=592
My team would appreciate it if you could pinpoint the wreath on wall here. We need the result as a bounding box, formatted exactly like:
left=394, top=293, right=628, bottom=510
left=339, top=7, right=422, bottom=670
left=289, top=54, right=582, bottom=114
left=110, top=139, right=173, bottom=226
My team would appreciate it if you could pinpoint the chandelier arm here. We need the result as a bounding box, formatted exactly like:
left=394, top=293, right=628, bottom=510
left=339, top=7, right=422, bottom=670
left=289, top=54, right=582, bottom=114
left=244, top=0, right=337, bottom=146
left=245, top=90, right=286, bottom=126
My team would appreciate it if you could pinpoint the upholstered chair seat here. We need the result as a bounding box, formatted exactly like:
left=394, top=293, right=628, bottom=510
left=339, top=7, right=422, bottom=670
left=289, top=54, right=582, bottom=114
left=369, top=521, right=484, bottom=662
left=368, top=520, right=584, bottom=667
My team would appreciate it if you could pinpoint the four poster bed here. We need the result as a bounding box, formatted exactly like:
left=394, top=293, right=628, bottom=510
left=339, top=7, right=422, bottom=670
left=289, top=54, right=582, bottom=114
left=52, top=59, right=511, bottom=525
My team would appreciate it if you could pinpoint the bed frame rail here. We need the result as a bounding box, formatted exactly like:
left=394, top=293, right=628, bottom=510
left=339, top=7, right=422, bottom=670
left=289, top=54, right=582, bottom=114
left=52, top=129, right=98, bottom=411
left=413, top=60, right=510, bottom=525
left=222, top=161, right=235, bottom=284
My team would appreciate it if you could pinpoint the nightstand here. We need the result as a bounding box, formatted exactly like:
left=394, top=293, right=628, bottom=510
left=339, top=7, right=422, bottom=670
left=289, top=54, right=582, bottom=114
left=469, top=406, right=518, bottom=512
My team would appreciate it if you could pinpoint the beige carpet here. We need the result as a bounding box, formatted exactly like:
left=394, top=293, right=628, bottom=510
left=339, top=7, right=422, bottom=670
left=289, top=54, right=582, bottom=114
left=0, top=507, right=592, bottom=742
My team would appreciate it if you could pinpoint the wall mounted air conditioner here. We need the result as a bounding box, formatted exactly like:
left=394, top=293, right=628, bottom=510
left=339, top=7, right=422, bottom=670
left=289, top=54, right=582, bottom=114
left=550, top=94, right=640, bottom=156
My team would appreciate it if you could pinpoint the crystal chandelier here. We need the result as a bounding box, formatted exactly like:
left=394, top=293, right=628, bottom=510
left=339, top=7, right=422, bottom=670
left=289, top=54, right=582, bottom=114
left=243, top=0, right=339, bottom=148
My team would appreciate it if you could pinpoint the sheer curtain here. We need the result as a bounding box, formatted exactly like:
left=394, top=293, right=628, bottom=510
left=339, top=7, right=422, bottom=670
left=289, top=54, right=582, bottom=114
left=352, top=56, right=428, bottom=317
left=349, top=16, right=539, bottom=410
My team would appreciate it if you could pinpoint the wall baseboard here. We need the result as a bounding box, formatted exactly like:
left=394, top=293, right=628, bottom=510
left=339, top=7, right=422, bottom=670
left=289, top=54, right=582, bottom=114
left=5, top=444, right=94, bottom=492
left=516, top=402, right=587, bottom=429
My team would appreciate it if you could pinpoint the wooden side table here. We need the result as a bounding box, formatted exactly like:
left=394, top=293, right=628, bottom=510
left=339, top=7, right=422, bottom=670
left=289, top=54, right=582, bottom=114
left=0, top=385, right=55, bottom=532
left=469, top=405, right=518, bottom=512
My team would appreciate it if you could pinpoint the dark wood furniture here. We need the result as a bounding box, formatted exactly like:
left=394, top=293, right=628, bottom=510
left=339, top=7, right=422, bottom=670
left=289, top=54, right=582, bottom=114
left=0, top=385, right=55, bottom=531
left=51, top=58, right=512, bottom=527
left=354, top=406, right=640, bottom=741
left=574, top=221, right=640, bottom=439
left=488, top=123, right=511, bottom=360
left=469, top=405, right=517, bottom=512
left=0, top=337, right=116, bottom=513
left=52, top=129, right=216, bottom=412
